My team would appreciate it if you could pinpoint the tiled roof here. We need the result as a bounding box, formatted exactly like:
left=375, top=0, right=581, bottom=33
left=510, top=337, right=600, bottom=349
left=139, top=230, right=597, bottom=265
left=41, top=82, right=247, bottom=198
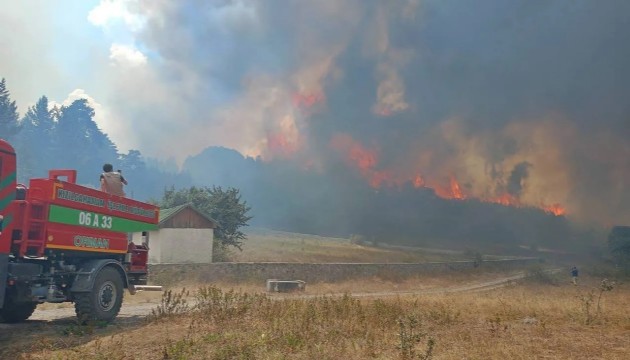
left=159, top=202, right=219, bottom=227
left=158, top=203, right=188, bottom=223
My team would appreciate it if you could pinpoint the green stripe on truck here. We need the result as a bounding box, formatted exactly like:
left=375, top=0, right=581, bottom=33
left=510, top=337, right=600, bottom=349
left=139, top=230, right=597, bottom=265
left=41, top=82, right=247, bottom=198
left=48, top=204, right=158, bottom=233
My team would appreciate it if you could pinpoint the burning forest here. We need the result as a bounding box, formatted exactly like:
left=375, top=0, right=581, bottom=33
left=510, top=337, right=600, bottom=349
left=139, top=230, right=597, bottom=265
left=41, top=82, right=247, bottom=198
left=157, top=0, right=630, bottom=251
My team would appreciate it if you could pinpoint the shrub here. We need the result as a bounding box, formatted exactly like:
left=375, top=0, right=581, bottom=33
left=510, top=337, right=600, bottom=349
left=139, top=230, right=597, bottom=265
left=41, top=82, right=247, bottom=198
left=150, top=288, right=190, bottom=320
left=398, top=314, right=435, bottom=360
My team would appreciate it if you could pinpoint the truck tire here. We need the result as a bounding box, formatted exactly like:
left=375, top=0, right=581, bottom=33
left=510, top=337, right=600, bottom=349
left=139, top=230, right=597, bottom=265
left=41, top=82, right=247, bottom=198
left=74, top=266, right=124, bottom=324
left=0, top=297, right=37, bottom=323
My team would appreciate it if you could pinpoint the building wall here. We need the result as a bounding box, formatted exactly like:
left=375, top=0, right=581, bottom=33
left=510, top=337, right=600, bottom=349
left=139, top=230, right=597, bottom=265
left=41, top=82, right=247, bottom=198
left=159, top=228, right=213, bottom=263
left=133, top=228, right=214, bottom=264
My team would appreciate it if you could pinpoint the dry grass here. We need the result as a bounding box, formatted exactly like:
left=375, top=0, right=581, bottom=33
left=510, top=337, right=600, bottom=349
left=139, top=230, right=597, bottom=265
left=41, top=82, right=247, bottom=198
left=19, top=275, right=630, bottom=360
left=155, top=270, right=516, bottom=308
left=232, top=228, right=471, bottom=263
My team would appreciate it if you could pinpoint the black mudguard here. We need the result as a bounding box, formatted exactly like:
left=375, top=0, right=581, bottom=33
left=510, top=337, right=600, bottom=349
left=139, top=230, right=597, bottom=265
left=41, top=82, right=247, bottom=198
left=70, top=259, right=129, bottom=293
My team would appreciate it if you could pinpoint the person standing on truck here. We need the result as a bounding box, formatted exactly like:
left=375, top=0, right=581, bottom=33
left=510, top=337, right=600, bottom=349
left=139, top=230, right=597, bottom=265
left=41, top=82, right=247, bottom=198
left=100, top=163, right=127, bottom=197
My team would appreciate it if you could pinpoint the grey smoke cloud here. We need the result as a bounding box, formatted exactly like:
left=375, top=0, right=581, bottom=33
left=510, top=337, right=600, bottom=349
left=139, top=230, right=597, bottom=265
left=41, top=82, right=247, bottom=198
left=1, top=2, right=77, bottom=111
left=105, top=0, right=368, bottom=161
left=101, top=0, right=630, bottom=223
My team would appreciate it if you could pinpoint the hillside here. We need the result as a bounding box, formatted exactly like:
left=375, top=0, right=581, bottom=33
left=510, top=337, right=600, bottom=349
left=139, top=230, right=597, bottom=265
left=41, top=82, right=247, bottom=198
left=231, top=228, right=487, bottom=263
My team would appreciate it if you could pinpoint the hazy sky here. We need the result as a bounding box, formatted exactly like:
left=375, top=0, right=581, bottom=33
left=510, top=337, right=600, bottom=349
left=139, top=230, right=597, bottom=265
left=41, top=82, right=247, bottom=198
left=2, top=0, right=133, bottom=150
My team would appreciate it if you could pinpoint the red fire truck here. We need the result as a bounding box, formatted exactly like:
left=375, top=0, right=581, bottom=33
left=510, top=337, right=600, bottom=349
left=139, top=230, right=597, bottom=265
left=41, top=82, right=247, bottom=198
left=0, top=139, right=160, bottom=323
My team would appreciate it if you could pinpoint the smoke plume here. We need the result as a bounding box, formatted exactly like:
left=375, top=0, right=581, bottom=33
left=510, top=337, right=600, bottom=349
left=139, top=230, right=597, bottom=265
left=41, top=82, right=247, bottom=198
left=88, top=0, right=630, bottom=225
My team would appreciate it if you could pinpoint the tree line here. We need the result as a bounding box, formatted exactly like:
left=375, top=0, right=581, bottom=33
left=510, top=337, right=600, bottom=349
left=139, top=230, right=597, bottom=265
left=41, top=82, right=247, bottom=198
left=0, top=78, right=252, bottom=255
left=0, top=78, right=190, bottom=199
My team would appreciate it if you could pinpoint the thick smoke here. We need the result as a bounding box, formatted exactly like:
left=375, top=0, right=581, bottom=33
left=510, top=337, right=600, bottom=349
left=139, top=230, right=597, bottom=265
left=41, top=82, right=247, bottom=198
left=100, top=0, right=630, bottom=225
left=507, top=162, right=532, bottom=198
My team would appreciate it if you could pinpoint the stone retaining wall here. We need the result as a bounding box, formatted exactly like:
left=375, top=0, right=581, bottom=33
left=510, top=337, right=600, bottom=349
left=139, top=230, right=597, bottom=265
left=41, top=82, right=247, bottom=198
left=149, top=258, right=542, bottom=285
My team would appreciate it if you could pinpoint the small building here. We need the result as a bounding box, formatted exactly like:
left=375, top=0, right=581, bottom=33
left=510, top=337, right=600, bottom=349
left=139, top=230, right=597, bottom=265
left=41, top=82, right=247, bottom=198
left=132, top=203, right=218, bottom=264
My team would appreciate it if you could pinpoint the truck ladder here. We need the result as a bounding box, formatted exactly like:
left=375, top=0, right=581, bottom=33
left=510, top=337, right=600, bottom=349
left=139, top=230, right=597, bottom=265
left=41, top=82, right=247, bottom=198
left=14, top=200, right=48, bottom=257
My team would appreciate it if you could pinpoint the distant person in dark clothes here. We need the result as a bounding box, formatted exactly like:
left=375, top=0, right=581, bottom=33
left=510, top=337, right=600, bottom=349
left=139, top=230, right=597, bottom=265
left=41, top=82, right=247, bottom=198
left=100, top=163, right=127, bottom=197
left=571, top=266, right=579, bottom=285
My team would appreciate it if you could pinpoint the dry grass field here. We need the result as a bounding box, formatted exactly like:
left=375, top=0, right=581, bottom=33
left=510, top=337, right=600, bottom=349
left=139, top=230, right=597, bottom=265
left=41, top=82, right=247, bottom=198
left=2, top=230, right=627, bottom=359
left=8, top=272, right=629, bottom=360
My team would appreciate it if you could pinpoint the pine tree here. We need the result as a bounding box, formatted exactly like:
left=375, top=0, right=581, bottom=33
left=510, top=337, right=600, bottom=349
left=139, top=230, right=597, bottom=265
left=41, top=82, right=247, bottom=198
left=120, top=150, right=146, bottom=172
left=0, top=78, right=20, bottom=140
left=57, top=99, right=119, bottom=184
left=24, top=96, right=54, bottom=130
left=14, top=96, right=57, bottom=179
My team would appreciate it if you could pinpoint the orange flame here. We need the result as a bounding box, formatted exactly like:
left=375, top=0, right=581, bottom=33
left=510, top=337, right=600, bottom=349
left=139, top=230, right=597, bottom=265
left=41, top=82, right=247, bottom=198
left=412, top=174, right=425, bottom=188
left=330, top=134, right=397, bottom=187
left=330, top=134, right=566, bottom=216
left=348, top=145, right=377, bottom=171
left=331, top=135, right=377, bottom=169
left=484, top=194, right=566, bottom=216
left=430, top=176, right=465, bottom=200
left=267, top=132, right=299, bottom=158
left=542, top=203, right=566, bottom=216
left=487, top=193, right=520, bottom=207
left=449, top=176, right=465, bottom=199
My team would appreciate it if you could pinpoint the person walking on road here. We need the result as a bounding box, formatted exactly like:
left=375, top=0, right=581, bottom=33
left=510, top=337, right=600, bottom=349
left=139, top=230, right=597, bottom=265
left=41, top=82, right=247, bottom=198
left=570, top=266, right=579, bottom=285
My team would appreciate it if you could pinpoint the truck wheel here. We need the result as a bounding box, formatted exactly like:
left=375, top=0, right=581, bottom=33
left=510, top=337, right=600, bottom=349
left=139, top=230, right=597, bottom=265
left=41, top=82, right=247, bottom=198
left=74, top=266, right=124, bottom=324
left=0, top=297, right=37, bottom=323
